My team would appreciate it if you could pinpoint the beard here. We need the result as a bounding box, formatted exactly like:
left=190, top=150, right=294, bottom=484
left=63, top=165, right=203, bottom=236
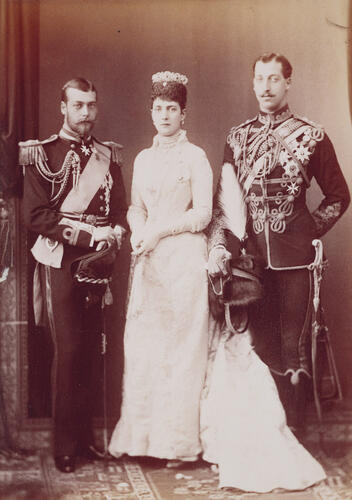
left=67, top=116, right=95, bottom=139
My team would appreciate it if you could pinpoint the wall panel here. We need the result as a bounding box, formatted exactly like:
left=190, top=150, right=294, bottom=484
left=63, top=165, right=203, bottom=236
left=37, top=0, right=351, bottom=409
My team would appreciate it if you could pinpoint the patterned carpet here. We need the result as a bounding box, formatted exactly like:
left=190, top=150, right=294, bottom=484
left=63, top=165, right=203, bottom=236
left=1, top=409, right=352, bottom=500
left=0, top=444, right=352, bottom=500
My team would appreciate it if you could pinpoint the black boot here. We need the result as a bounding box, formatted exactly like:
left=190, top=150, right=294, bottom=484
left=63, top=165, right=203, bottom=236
left=272, top=372, right=293, bottom=419
left=55, top=455, right=76, bottom=473
left=272, top=371, right=308, bottom=440
left=287, top=372, right=310, bottom=441
left=79, top=444, right=107, bottom=460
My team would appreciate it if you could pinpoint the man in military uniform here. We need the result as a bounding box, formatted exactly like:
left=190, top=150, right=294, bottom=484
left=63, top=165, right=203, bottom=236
left=20, top=78, right=128, bottom=472
left=207, top=53, right=350, bottom=437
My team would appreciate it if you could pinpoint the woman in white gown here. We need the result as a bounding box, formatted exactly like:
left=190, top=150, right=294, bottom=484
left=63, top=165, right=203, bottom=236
left=109, top=71, right=213, bottom=465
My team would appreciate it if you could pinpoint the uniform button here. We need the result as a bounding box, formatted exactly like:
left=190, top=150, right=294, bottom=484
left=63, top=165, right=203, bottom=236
left=99, top=195, right=104, bottom=200
left=70, top=143, right=75, bottom=149
left=99, top=206, right=104, bottom=212
left=296, top=177, right=303, bottom=185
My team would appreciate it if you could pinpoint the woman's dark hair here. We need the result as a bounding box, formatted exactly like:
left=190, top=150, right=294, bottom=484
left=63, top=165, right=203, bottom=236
left=150, top=81, right=187, bottom=110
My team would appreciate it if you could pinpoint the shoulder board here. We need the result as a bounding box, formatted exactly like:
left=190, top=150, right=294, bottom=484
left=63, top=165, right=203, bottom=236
left=227, top=116, right=257, bottom=150
left=18, top=134, right=58, bottom=148
left=97, top=139, right=123, bottom=166
left=293, top=115, right=325, bottom=136
left=101, top=140, right=123, bottom=149
left=231, top=115, right=257, bottom=132
left=41, top=134, right=59, bottom=145
left=18, top=135, right=58, bottom=166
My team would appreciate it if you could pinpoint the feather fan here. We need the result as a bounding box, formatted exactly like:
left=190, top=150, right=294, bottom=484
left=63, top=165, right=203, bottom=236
left=218, top=162, right=247, bottom=240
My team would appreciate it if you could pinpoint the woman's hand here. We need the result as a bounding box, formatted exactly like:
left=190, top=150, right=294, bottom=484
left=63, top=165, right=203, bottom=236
left=130, top=231, right=144, bottom=253
left=132, top=226, right=161, bottom=256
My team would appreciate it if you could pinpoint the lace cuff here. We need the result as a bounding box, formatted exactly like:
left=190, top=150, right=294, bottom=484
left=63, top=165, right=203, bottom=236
left=159, top=206, right=212, bottom=238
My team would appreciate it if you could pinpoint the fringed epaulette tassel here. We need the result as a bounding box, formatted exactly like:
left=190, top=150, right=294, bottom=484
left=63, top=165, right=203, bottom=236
left=102, top=282, right=113, bottom=307
left=102, top=141, right=123, bottom=165
left=18, top=134, right=58, bottom=166
left=18, top=139, right=47, bottom=166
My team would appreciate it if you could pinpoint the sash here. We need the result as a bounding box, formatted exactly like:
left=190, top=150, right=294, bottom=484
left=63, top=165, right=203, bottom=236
left=31, top=140, right=111, bottom=268
left=243, top=156, right=265, bottom=195
left=271, top=126, right=311, bottom=187
left=31, top=236, right=64, bottom=268
left=60, top=140, right=111, bottom=212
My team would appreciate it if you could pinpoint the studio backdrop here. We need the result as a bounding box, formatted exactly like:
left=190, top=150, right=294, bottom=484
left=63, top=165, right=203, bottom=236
left=0, top=0, right=351, bottom=445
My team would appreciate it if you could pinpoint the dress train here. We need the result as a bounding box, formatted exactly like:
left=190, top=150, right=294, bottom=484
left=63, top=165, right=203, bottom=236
left=200, top=322, right=326, bottom=493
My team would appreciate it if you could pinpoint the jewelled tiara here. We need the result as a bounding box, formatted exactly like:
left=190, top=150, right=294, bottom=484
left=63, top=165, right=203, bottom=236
left=152, top=71, right=188, bottom=86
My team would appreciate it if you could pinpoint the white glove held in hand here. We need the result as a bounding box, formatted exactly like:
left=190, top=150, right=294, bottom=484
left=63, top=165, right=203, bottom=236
left=207, top=246, right=232, bottom=276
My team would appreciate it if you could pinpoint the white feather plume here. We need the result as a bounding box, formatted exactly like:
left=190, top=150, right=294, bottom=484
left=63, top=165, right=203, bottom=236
left=218, top=162, right=247, bottom=240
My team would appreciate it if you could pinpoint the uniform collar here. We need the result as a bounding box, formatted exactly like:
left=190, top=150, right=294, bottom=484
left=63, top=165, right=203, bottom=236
left=59, top=127, right=92, bottom=144
left=258, top=105, right=292, bottom=126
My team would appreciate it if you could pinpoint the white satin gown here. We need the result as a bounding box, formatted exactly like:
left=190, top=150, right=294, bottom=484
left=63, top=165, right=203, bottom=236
left=109, top=130, right=213, bottom=460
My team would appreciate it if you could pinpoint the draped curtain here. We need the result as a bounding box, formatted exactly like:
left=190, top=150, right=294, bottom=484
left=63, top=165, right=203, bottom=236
left=0, top=0, right=39, bottom=197
left=349, top=1, right=352, bottom=123
left=0, top=0, right=39, bottom=278
left=0, top=0, right=39, bottom=448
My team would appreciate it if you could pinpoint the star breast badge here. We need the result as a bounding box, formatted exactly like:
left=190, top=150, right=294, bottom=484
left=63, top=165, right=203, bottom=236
left=287, top=181, right=300, bottom=195
left=81, top=144, right=91, bottom=156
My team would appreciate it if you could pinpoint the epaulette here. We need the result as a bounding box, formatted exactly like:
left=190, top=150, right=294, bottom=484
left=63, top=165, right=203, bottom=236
left=230, top=115, right=257, bottom=133
left=102, top=140, right=123, bottom=165
left=18, top=134, right=58, bottom=166
left=294, top=115, right=325, bottom=140
left=227, top=116, right=257, bottom=151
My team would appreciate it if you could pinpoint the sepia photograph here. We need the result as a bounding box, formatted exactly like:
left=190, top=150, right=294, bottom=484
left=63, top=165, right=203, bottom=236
left=1, top=0, right=352, bottom=498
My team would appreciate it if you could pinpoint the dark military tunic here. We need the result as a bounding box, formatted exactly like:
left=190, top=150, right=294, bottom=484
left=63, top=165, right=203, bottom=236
left=209, top=105, right=350, bottom=269
left=22, top=131, right=127, bottom=250
left=20, top=129, right=128, bottom=457
left=208, top=106, right=350, bottom=428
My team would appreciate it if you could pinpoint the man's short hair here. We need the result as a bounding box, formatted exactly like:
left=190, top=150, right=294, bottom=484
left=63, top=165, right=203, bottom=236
left=61, top=77, right=97, bottom=102
left=252, top=53, right=293, bottom=79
